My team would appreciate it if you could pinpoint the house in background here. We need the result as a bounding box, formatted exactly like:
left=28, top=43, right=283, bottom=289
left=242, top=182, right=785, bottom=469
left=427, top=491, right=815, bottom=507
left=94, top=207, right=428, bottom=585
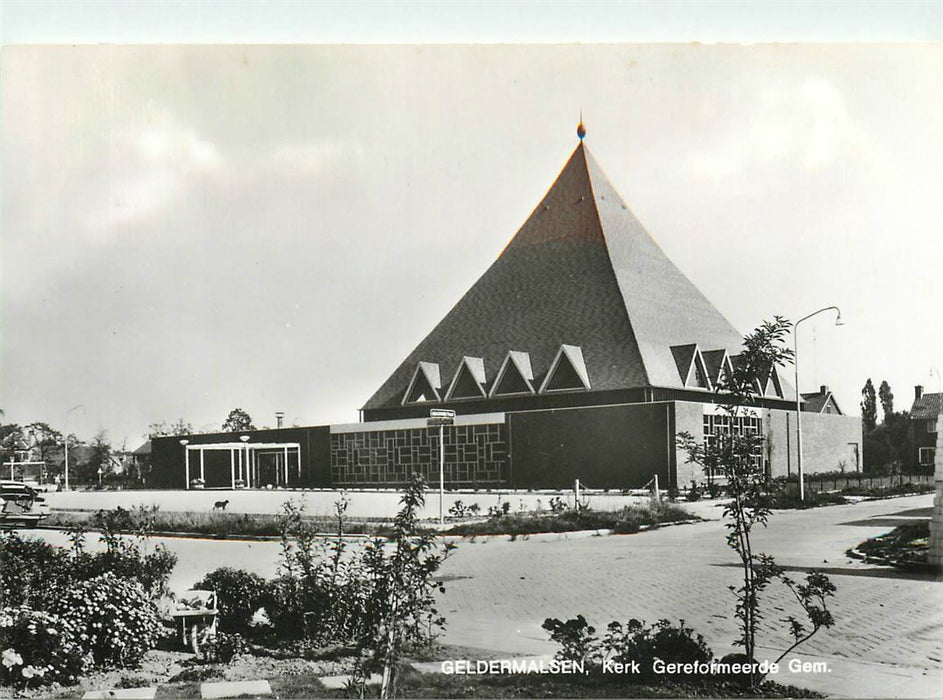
left=801, top=385, right=844, bottom=415
left=910, top=385, right=942, bottom=469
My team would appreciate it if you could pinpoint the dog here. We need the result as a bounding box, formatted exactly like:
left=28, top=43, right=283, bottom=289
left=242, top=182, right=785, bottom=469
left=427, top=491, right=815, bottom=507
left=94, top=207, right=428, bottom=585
left=212, top=499, right=229, bottom=511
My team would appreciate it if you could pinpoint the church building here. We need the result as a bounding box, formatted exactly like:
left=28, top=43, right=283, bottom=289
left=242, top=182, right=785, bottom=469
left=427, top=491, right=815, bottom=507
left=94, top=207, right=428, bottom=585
left=150, top=127, right=861, bottom=491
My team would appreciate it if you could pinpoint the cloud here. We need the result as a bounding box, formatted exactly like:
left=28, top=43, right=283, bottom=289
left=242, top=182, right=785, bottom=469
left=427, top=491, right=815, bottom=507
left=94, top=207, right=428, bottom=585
left=83, top=113, right=223, bottom=231
left=682, top=78, right=873, bottom=181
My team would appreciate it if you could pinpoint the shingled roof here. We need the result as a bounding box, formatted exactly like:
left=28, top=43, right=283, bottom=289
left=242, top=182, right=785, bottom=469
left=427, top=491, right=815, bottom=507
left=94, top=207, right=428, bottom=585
left=911, top=392, right=943, bottom=420
left=363, top=140, right=792, bottom=411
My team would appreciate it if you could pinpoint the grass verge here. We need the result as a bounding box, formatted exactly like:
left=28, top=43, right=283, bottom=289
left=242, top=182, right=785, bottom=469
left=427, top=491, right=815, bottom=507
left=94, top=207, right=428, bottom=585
left=41, top=509, right=390, bottom=538
left=444, top=500, right=697, bottom=537
left=848, top=520, right=932, bottom=571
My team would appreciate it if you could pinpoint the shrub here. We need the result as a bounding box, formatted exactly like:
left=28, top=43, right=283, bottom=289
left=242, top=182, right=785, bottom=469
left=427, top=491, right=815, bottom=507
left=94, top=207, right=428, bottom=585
left=0, top=607, right=86, bottom=689
left=192, top=568, right=271, bottom=637
left=543, top=616, right=713, bottom=677
left=604, top=618, right=712, bottom=677
left=542, top=615, right=600, bottom=664
left=200, top=631, right=247, bottom=664
left=52, top=572, right=165, bottom=668
left=0, top=534, right=73, bottom=611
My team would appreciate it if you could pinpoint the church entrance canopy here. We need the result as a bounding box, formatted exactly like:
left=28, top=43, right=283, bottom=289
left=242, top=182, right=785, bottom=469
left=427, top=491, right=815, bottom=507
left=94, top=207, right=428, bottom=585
left=183, top=442, right=301, bottom=489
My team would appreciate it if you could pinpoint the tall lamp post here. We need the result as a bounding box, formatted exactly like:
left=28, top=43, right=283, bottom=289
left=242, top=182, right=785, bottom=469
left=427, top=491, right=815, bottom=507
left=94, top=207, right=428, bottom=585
left=63, top=404, right=84, bottom=491
left=794, top=306, right=843, bottom=501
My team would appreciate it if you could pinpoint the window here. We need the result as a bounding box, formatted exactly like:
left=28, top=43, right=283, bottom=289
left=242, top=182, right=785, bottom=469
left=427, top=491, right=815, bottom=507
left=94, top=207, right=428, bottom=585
left=702, top=412, right=764, bottom=474
left=928, top=420, right=938, bottom=434
left=918, top=447, right=936, bottom=466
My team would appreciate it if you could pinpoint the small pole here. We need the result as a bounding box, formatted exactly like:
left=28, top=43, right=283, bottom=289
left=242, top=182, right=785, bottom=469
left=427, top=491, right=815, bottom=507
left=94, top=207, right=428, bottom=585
left=575, top=478, right=581, bottom=509
left=654, top=474, right=659, bottom=499
left=439, top=423, right=445, bottom=525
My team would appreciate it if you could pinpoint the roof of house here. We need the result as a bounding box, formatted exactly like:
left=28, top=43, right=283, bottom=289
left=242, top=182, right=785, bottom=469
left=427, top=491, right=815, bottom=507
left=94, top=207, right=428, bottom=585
left=911, top=392, right=943, bottom=420
left=800, top=390, right=842, bottom=414
left=132, top=440, right=152, bottom=456
left=363, top=140, right=797, bottom=411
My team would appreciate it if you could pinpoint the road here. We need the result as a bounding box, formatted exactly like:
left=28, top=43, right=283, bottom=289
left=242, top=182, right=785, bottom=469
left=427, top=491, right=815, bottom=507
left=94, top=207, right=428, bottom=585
left=20, top=494, right=942, bottom=698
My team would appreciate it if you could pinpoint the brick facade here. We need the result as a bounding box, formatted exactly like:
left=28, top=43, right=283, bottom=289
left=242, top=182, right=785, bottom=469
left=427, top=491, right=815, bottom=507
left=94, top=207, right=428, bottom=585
left=330, top=424, right=507, bottom=487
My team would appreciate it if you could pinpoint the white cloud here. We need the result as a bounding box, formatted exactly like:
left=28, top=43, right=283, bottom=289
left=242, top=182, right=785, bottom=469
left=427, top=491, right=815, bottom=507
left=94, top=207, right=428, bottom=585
left=683, top=78, right=873, bottom=181
left=84, top=113, right=223, bottom=231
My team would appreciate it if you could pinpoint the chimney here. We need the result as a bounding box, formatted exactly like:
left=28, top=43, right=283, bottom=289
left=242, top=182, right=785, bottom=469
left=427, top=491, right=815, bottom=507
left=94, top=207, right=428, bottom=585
left=915, top=385, right=924, bottom=401
left=820, top=385, right=829, bottom=395
left=275, top=412, right=285, bottom=429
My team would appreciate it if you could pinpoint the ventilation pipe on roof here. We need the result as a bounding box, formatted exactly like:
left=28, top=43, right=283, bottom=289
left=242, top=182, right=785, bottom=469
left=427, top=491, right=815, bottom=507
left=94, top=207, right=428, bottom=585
left=275, top=412, right=284, bottom=429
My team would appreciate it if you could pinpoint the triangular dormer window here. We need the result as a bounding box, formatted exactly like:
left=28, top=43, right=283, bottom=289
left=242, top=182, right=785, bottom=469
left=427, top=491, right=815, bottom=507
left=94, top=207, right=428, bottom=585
left=490, top=351, right=536, bottom=397
left=691, top=353, right=711, bottom=389
left=540, top=345, right=591, bottom=393
left=402, top=362, right=442, bottom=405
left=765, top=367, right=783, bottom=398
left=446, top=357, right=488, bottom=400
left=670, top=344, right=712, bottom=390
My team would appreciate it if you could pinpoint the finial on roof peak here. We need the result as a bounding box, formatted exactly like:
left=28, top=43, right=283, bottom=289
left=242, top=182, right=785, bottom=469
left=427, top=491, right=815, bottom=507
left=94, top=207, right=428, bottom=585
left=577, top=113, right=586, bottom=140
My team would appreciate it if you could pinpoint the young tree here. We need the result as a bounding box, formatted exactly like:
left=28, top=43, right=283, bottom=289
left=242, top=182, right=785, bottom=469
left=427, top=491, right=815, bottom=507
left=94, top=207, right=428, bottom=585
left=82, top=430, right=112, bottom=484
left=861, top=379, right=877, bottom=434
left=678, top=317, right=836, bottom=686
left=878, top=380, right=894, bottom=424
left=221, top=408, right=255, bottom=432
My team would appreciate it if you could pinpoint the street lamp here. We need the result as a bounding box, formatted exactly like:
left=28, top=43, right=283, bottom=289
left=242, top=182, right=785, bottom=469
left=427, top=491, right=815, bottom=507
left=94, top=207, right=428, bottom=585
left=63, top=404, right=84, bottom=491
left=794, top=306, right=843, bottom=501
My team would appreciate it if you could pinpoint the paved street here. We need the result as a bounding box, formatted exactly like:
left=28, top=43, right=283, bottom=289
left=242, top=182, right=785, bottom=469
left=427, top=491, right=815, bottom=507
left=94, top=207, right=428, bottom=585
left=433, top=494, right=942, bottom=697
left=24, top=494, right=942, bottom=697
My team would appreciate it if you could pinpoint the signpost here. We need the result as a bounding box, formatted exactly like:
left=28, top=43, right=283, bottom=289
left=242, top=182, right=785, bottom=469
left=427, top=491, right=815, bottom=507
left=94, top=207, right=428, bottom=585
left=428, top=409, right=456, bottom=525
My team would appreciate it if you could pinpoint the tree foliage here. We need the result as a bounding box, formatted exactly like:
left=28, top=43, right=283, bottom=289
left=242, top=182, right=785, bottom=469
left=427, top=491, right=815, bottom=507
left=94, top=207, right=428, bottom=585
left=861, top=379, right=877, bottom=434
left=677, top=317, right=836, bottom=687
left=222, top=408, right=255, bottom=433
left=25, top=422, right=63, bottom=467
left=878, top=380, right=894, bottom=424
left=147, top=419, right=193, bottom=438
left=77, top=430, right=112, bottom=483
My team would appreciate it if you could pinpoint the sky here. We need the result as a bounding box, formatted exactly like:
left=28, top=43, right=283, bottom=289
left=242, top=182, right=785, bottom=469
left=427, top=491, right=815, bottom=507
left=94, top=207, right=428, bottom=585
left=2, top=8, right=942, bottom=448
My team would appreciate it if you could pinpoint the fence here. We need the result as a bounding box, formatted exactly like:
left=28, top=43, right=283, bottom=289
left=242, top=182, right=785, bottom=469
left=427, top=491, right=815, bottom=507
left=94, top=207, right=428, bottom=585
left=786, top=473, right=933, bottom=495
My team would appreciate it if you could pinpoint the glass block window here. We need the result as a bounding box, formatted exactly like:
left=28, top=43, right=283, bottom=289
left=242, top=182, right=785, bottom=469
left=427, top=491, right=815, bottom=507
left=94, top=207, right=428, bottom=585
left=702, top=412, right=764, bottom=473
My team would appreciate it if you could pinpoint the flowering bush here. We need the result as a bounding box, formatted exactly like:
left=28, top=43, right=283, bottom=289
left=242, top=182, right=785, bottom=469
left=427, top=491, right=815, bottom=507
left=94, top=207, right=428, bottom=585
left=0, top=608, right=86, bottom=689
left=0, top=534, right=73, bottom=611
left=52, top=573, right=166, bottom=668
left=1, top=528, right=177, bottom=608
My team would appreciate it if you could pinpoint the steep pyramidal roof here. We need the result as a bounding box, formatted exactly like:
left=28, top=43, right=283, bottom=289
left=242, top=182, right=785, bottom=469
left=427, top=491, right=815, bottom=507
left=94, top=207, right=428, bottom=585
left=364, top=141, right=773, bottom=411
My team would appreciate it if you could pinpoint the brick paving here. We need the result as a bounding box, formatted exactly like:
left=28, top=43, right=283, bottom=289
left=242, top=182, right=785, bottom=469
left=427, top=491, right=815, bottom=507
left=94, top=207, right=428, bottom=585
left=434, top=495, right=943, bottom=696
left=31, top=494, right=942, bottom=697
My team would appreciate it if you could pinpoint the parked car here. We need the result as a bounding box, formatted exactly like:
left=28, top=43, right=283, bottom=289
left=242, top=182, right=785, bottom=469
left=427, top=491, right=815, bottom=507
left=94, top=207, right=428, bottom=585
left=0, top=480, right=51, bottom=528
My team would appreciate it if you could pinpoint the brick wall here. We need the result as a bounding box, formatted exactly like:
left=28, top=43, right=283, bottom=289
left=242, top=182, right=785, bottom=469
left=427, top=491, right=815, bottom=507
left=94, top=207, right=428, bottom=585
left=330, top=424, right=507, bottom=487
left=767, top=409, right=861, bottom=476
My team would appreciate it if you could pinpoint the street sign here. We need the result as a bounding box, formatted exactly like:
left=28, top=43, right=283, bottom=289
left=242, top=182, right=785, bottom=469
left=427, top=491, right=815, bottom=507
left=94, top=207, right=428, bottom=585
left=428, top=409, right=456, bottom=427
